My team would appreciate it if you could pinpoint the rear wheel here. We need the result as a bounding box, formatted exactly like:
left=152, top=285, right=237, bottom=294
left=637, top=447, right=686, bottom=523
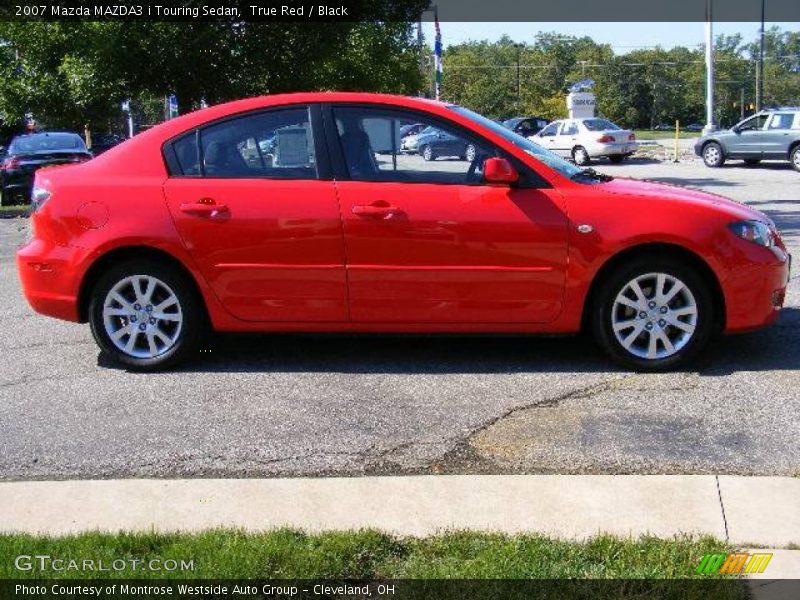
left=702, top=142, right=725, bottom=168
left=463, top=143, right=477, bottom=162
left=590, top=256, right=714, bottom=371
left=421, top=145, right=435, bottom=161
left=790, top=145, right=800, bottom=172
left=89, top=260, right=203, bottom=371
left=572, top=146, right=590, bottom=166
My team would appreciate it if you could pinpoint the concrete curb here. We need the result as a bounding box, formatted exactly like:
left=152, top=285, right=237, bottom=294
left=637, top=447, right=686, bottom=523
left=1, top=475, right=797, bottom=550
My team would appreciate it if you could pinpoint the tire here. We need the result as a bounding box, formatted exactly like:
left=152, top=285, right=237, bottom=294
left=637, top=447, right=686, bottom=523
left=702, top=142, right=725, bottom=168
left=790, top=145, right=800, bottom=173
left=421, top=145, right=435, bottom=161
left=572, top=146, right=590, bottom=166
left=89, top=260, right=204, bottom=371
left=743, top=158, right=761, bottom=166
left=590, top=255, right=714, bottom=371
left=464, top=143, right=477, bottom=162
left=608, top=155, right=625, bottom=164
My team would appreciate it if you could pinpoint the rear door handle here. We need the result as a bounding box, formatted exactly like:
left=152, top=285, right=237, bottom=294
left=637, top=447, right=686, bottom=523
left=180, top=200, right=229, bottom=218
left=352, top=203, right=404, bottom=219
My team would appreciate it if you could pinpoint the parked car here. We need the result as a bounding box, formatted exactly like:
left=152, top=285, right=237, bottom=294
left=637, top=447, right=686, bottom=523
left=89, top=133, right=125, bottom=156
left=682, top=123, right=704, bottom=132
left=653, top=123, right=674, bottom=131
left=415, top=126, right=477, bottom=161
left=17, top=92, right=789, bottom=372
left=531, top=118, right=636, bottom=165
left=399, top=123, right=426, bottom=154
left=0, top=132, right=91, bottom=206
left=502, top=116, right=550, bottom=138
left=695, top=109, right=800, bottom=171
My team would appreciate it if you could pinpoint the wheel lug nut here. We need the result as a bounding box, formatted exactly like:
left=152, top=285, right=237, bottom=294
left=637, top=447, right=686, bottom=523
left=658, top=319, right=666, bottom=327
left=138, top=323, right=146, bottom=331
left=639, top=311, right=647, bottom=318
left=146, top=305, right=152, bottom=312
left=648, top=301, right=656, bottom=308
left=130, top=316, right=137, bottom=322
left=134, top=304, right=141, bottom=310
left=645, top=323, right=653, bottom=330
left=660, top=306, right=668, bottom=314
left=149, top=318, right=156, bottom=325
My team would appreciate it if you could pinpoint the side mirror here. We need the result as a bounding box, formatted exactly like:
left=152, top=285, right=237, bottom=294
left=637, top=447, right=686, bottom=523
left=483, top=157, right=519, bottom=185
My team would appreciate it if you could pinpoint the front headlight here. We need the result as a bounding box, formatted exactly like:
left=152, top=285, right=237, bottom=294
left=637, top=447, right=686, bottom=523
left=728, top=220, right=774, bottom=247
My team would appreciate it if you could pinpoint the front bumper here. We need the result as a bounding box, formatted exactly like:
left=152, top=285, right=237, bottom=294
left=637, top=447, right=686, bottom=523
left=16, top=238, right=87, bottom=322
left=723, top=245, right=791, bottom=332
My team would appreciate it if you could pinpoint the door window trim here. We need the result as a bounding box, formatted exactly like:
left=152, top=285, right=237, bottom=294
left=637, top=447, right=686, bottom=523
left=321, top=102, right=550, bottom=189
left=162, top=104, right=332, bottom=180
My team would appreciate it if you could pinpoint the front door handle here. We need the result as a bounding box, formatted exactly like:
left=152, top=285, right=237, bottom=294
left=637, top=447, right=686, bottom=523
left=352, top=204, right=404, bottom=218
left=180, top=199, right=229, bottom=218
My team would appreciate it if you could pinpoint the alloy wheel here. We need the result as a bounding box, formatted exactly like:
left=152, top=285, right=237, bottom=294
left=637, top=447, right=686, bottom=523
left=611, top=272, right=698, bottom=360
left=704, top=144, right=721, bottom=167
left=102, top=275, right=183, bottom=359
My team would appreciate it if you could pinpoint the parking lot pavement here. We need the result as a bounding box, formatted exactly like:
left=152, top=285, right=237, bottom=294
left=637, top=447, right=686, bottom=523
left=0, top=157, right=798, bottom=481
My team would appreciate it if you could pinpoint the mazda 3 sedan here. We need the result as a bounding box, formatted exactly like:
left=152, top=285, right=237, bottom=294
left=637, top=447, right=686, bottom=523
left=16, top=93, right=790, bottom=371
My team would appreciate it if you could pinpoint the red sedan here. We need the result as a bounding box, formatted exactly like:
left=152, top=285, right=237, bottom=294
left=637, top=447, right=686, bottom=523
left=16, top=93, right=790, bottom=371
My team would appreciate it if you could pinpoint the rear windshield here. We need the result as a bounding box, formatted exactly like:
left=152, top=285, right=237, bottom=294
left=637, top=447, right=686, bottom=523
left=582, top=119, right=621, bottom=131
left=9, top=133, right=87, bottom=154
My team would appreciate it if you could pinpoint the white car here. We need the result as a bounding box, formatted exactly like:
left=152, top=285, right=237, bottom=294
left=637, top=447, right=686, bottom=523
left=531, top=118, right=636, bottom=165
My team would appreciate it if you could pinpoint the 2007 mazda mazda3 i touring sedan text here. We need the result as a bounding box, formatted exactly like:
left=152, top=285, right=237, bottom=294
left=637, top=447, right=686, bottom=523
left=16, top=93, right=791, bottom=371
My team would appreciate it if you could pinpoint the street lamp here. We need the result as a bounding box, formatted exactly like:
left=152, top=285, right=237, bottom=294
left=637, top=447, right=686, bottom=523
left=703, top=0, right=716, bottom=134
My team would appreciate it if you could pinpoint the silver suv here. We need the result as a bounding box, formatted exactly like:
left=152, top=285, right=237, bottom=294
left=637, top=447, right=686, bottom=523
left=695, top=108, right=800, bottom=171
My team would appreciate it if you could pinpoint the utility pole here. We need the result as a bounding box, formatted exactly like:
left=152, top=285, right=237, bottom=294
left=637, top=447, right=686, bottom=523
left=756, top=0, right=765, bottom=111
left=514, top=43, right=524, bottom=113
left=703, top=0, right=715, bottom=134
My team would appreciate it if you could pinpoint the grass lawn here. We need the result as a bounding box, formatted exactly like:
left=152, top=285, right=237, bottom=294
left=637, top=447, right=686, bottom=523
left=0, top=204, right=30, bottom=216
left=0, top=530, right=738, bottom=580
left=635, top=129, right=701, bottom=140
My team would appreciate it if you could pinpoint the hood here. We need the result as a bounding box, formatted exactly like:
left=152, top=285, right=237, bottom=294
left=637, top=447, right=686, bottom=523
left=599, top=177, right=771, bottom=224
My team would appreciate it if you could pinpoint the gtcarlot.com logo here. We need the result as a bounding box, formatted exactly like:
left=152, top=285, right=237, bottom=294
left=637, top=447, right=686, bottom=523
left=696, top=552, right=772, bottom=575
left=15, top=555, right=195, bottom=573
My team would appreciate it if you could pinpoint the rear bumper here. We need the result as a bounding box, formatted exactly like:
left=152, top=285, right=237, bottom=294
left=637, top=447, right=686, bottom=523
left=722, top=246, right=791, bottom=332
left=16, top=238, right=86, bottom=322
left=589, top=142, right=636, bottom=157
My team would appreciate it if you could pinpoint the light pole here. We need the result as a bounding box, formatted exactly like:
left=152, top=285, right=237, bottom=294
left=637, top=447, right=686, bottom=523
left=756, top=0, right=765, bottom=111
left=514, top=43, right=524, bottom=113
left=703, top=0, right=716, bottom=134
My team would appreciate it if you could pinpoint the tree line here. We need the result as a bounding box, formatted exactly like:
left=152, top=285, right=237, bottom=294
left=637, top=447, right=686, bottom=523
left=437, top=28, right=800, bottom=128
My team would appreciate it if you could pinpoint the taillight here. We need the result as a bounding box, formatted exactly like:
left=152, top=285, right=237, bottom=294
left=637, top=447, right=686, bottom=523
left=628, top=133, right=636, bottom=141
left=1, top=156, right=20, bottom=171
left=597, top=135, right=615, bottom=143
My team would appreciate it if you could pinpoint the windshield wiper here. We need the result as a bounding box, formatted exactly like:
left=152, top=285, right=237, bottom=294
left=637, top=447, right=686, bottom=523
left=571, top=168, right=614, bottom=183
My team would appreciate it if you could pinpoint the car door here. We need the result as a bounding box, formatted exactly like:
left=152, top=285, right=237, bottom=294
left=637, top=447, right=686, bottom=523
left=762, top=113, right=795, bottom=159
left=727, top=114, right=768, bottom=158
left=535, top=122, right=561, bottom=154
left=555, top=121, right=579, bottom=156
left=326, top=105, right=569, bottom=324
left=162, top=105, right=348, bottom=323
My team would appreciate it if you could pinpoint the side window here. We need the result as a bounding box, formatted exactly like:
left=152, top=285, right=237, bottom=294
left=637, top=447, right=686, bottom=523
left=768, top=114, right=794, bottom=130
left=173, top=133, right=200, bottom=176
left=740, top=114, right=769, bottom=131
left=332, top=107, right=494, bottom=185
left=539, top=123, right=560, bottom=137
left=561, top=123, right=578, bottom=136
left=169, top=107, right=317, bottom=179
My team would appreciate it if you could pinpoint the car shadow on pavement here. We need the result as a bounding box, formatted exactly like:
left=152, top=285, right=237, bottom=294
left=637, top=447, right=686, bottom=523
left=641, top=176, right=741, bottom=188
left=132, top=305, right=799, bottom=375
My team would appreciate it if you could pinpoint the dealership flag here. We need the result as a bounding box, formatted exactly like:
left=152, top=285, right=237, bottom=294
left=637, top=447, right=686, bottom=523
left=434, top=15, right=442, bottom=100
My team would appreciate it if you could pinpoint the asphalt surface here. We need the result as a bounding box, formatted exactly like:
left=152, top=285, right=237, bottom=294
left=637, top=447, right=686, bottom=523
left=0, top=156, right=798, bottom=480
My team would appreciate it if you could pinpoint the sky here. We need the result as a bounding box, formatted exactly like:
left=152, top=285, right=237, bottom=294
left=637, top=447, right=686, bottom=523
left=422, top=22, right=799, bottom=52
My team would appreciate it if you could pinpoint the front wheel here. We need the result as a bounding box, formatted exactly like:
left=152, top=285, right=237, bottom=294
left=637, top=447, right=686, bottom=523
left=702, top=142, right=725, bottom=168
left=463, top=143, right=477, bottom=162
left=590, top=257, right=714, bottom=371
left=572, top=146, right=590, bottom=166
left=89, top=260, right=204, bottom=371
left=421, top=145, right=435, bottom=161
left=790, top=145, right=800, bottom=172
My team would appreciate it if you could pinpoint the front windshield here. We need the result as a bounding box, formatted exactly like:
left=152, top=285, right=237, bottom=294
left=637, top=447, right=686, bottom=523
left=449, top=105, right=583, bottom=179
